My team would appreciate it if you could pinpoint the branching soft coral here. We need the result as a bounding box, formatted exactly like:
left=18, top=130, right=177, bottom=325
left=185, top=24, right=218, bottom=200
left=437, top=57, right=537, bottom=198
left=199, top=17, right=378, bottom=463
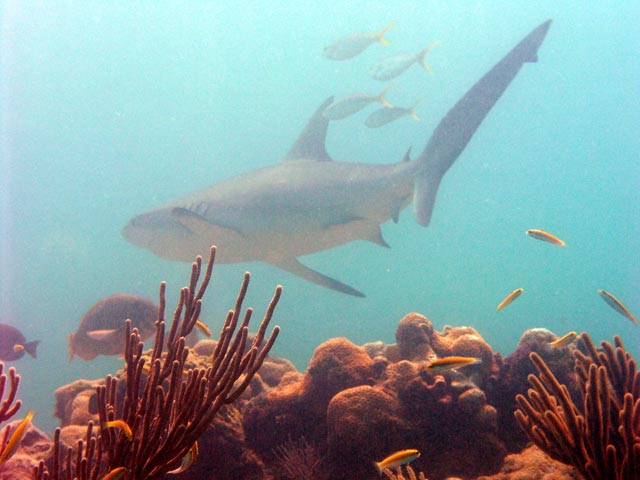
left=515, top=332, right=640, bottom=480
left=34, top=246, right=281, bottom=480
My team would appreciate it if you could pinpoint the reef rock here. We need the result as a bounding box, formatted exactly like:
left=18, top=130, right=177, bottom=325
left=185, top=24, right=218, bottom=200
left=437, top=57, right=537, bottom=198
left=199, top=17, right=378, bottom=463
left=477, top=444, right=581, bottom=479
left=0, top=421, right=51, bottom=480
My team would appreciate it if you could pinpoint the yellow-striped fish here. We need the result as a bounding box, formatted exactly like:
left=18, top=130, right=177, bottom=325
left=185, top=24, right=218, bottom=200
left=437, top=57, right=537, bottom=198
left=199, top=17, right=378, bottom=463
left=101, top=467, right=127, bottom=480
left=374, top=449, right=420, bottom=476
left=0, top=411, right=36, bottom=464
left=103, top=420, right=133, bottom=441
left=168, top=441, right=199, bottom=474
left=424, top=356, right=481, bottom=372
left=598, top=290, right=638, bottom=326
left=496, top=288, right=524, bottom=311
left=525, top=229, right=566, bottom=247
left=549, top=331, right=577, bottom=347
left=324, top=21, right=396, bottom=60
left=195, top=320, right=211, bottom=337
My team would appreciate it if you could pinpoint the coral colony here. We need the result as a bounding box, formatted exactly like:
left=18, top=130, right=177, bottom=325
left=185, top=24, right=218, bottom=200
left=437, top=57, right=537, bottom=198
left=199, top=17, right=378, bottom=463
left=0, top=247, right=636, bottom=479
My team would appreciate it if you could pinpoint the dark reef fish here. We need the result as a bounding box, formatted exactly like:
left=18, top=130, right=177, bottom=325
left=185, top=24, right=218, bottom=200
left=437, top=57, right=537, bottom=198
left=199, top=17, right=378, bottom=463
left=0, top=323, right=39, bottom=361
left=122, top=20, right=552, bottom=297
left=68, top=293, right=157, bottom=361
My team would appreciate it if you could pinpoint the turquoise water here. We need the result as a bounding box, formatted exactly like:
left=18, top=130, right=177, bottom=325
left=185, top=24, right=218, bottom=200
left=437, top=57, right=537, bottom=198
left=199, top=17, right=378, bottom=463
left=1, top=2, right=638, bottom=435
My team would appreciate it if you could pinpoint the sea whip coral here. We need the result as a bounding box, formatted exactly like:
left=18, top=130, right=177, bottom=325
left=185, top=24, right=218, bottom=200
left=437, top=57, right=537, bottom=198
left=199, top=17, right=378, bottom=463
left=34, top=246, right=280, bottom=480
left=0, top=362, right=22, bottom=461
left=514, top=332, right=640, bottom=480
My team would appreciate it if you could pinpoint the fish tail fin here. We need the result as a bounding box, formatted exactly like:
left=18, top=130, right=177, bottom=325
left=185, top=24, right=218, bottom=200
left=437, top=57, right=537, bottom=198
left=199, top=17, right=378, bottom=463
left=376, top=83, right=395, bottom=108
left=373, top=461, right=383, bottom=476
left=418, top=40, right=439, bottom=74
left=375, top=21, right=397, bottom=45
left=24, top=340, right=40, bottom=359
left=409, top=100, right=421, bottom=121
left=412, top=20, right=552, bottom=227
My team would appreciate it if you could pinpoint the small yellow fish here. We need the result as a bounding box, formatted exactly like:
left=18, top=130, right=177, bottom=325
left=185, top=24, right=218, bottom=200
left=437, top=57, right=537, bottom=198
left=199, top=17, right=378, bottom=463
left=496, top=288, right=524, bottom=311
left=101, top=467, right=127, bottom=480
left=168, top=441, right=199, bottom=474
left=103, top=420, right=133, bottom=441
left=424, top=356, right=481, bottom=372
left=525, top=229, right=566, bottom=247
left=0, top=410, right=36, bottom=464
left=598, top=290, right=638, bottom=326
left=374, top=448, right=420, bottom=476
left=549, top=331, right=577, bottom=347
left=195, top=320, right=211, bottom=337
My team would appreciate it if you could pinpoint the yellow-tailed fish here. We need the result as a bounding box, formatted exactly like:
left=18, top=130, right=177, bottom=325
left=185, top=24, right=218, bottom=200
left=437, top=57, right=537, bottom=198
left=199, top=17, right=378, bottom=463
left=101, top=467, right=127, bottom=480
left=369, top=41, right=439, bottom=80
left=195, top=320, right=211, bottom=337
left=525, top=229, right=566, bottom=247
left=496, top=288, right=524, bottom=311
left=424, top=356, right=481, bottom=372
left=168, top=441, right=199, bottom=474
left=598, top=290, right=638, bottom=326
left=549, top=331, right=577, bottom=347
left=374, top=448, right=420, bottom=476
left=323, top=84, right=394, bottom=120
left=0, top=411, right=36, bottom=464
left=103, top=420, right=133, bottom=441
left=365, top=100, right=420, bottom=129
left=324, top=21, right=396, bottom=60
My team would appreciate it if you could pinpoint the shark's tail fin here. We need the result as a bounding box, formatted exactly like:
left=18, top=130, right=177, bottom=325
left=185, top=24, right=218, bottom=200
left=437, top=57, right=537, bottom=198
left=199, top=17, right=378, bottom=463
left=412, top=19, right=552, bottom=227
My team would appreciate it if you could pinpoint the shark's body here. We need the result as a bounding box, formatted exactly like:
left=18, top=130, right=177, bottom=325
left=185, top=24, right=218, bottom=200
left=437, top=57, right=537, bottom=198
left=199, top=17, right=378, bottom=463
left=123, top=20, right=552, bottom=297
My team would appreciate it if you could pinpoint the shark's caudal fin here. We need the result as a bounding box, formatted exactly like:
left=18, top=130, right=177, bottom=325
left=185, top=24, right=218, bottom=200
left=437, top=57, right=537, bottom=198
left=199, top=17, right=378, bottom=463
left=271, top=257, right=365, bottom=297
left=413, top=19, right=552, bottom=226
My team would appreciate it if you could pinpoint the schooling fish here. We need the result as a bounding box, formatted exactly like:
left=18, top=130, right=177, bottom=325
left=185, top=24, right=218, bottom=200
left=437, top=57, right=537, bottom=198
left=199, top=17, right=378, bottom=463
left=323, top=85, right=394, bottom=120
left=365, top=101, right=420, bottom=128
left=0, top=323, right=39, bottom=361
left=0, top=411, right=36, bottom=464
left=525, top=229, right=566, bottom=247
left=424, top=356, right=481, bottom=372
left=369, top=41, right=439, bottom=81
left=122, top=20, right=552, bottom=297
left=598, top=290, right=638, bottom=326
left=324, top=21, right=396, bottom=60
left=549, top=331, right=577, bottom=347
left=374, top=448, right=421, bottom=476
left=496, top=288, right=524, bottom=311
left=68, top=294, right=158, bottom=362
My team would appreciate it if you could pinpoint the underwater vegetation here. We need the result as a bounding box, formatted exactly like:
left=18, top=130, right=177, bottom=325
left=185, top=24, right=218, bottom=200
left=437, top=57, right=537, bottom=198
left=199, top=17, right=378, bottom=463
left=515, top=333, right=640, bottom=480
left=31, top=246, right=281, bottom=480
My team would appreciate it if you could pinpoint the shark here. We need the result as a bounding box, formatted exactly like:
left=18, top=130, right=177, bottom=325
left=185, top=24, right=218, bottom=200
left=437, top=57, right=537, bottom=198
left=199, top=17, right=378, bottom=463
left=122, top=20, right=552, bottom=297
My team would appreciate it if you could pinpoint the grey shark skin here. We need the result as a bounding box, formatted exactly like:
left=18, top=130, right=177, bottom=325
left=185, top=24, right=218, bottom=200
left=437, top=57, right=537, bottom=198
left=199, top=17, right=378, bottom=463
left=122, top=20, right=552, bottom=297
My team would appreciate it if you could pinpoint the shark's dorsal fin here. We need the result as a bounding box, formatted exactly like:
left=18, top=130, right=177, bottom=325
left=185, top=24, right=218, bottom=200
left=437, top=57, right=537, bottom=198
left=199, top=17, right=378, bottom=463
left=270, top=257, right=365, bottom=297
left=283, top=96, right=334, bottom=162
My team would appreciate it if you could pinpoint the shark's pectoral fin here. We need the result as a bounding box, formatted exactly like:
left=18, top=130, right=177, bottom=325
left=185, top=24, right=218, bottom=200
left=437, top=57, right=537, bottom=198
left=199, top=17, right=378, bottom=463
left=171, top=207, right=246, bottom=238
left=365, top=226, right=390, bottom=248
left=271, top=257, right=365, bottom=297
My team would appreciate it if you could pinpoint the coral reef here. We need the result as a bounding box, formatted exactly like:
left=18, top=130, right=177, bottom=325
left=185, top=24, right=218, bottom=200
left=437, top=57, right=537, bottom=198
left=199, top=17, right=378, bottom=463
left=34, top=246, right=281, bottom=480
left=476, top=445, right=581, bottom=480
left=514, top=332, right=640, bottom=480
left=244, top=313, right=507, bottom=480
left=485, top=328, right=579, bottom=451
